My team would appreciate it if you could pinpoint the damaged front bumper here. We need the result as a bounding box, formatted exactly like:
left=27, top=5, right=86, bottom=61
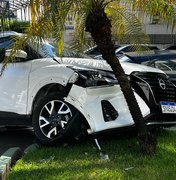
left=65, top=84, right=150, bottom=134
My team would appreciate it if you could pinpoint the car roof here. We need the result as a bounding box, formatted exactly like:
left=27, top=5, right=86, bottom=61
left=123, top=50, right=176, bottom=63
left=121, top=50, right=176, bottom=63
left=118, top=44, right=158, bottom=49
left=0, top=31, right=22, bottom=38
left=84, top=44, right=121, bottom=54
left=116, top=44, right=158, bottom=52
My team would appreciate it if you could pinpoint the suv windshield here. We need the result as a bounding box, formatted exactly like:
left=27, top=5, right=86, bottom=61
left=0, top=35, right=90, bottom=62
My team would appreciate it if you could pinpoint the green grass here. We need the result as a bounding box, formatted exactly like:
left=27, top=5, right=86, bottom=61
left=7, top=129, right=176, bottom=180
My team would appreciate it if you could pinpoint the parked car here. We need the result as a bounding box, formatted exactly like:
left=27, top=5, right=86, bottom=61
left=118, top=50, right=176, bottom=84
left=0, top=31, right=176, bottom=145
left=164, top=45, right=176, bottom=50
left=115, top=44, right=159, bottom=55
left=84, top=44, right=121, bottom=58
left=94, top=44, right=159, bottom=60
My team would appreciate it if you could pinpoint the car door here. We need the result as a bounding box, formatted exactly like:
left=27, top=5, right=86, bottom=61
left=0, top=36, right=35, bottom=115
left=0, top=59, right=32, bottom=115
left=0, top=35, right=51, bottom=115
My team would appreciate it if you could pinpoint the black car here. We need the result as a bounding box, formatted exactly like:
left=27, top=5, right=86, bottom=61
left=119, top=50, right=176, bottom=84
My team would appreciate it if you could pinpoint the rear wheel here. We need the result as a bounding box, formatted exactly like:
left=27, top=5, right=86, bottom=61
left=32, top=92, right=88, bottom=145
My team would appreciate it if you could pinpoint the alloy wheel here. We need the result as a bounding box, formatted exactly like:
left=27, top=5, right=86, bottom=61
left=39, top=100, right=72, bottom=139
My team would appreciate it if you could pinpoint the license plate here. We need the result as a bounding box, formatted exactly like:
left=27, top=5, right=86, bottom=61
left=160, top=101, right=176, bottom=114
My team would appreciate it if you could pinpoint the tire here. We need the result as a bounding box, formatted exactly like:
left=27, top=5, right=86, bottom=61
left=32, top=92, right=87, bottom=145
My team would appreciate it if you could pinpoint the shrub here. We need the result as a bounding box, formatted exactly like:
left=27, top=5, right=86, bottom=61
left=2, top=20, right=30, bottom=33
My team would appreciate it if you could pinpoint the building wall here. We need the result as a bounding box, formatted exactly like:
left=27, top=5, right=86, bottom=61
left=16, top=3, right=176, bottom=46
left=137, top=11, right=176, bottom=45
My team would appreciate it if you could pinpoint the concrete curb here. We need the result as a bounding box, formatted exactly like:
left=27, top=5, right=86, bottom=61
left=24, top=143, right=40, bottom=154
left=0, top=143, right=39, bottom=180
left=0, top=147, right=23, bottom=180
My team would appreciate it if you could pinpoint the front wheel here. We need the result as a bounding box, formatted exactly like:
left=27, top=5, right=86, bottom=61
left=32, top=92, right=87, bottom=145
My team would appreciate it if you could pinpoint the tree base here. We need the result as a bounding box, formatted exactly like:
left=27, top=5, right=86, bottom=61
left=138, top=132, right=157, bottom=155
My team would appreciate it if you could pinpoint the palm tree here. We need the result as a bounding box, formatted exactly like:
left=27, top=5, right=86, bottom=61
left=84, top=0, right=156, bottom=154
left=3, top=0, right=176, bottom=154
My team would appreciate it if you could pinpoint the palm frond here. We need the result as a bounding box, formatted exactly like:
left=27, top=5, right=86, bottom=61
left=107, top=1, right=149, bottom=47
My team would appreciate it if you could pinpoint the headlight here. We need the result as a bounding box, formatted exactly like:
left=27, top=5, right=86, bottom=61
left=71, top=68, right=118, bottom=87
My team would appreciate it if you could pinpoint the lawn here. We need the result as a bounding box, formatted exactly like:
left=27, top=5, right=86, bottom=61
left=7, top=129, right=176, bottom=180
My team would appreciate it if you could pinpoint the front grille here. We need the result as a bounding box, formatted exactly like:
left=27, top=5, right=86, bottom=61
left=131, top=72, right=176, bottom=104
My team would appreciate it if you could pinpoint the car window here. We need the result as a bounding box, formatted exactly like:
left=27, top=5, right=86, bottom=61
left=124, top=46, right=136, bottom=52
left=116, top=46, right=137, bottom=54
left=33, top=40, right=91, bottom=59
left=155, top=60, right=176, bottom=71
left=142, top=60, right=155, bottom=67
left=116, top=45, right=158, bottom=55
left=0, top=35, right=90, bottom=63
left=0, top=36, right=14, bottom=49
left=0, top=36, right=43, bottom=63
left=89, top=48, right=100, bottom=55
left=84, top=46, right=99, bottom=55
left=33, top=42, right=56, bottom=58
left=116, top=47, right=126, bottom=54
left=24, top=44, right=42, bottom=61
left=119, top=55, right=133, bottom=62
left=148, top=46, right=158, bottom=50
left=47, top=44, right=91, bottom=58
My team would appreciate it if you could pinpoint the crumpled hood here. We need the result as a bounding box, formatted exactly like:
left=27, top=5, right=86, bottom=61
left=59, top=57, right=164, bottom=75
left=32, top=57, right=164, bottom=75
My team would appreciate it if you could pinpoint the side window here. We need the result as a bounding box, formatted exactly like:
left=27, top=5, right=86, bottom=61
left=118, top=48, right=125, bottom=53
left=91, top=48, right=100, bottom=55
left=9, top=45, right=42, bottom=63
left=0, top=37, right=14, bottom=49
left=123, top=46, right=135, bottom=53
left=143, top=61, right=155, bottom=67
left=0, top=36, right=42, bottom=63
left=149, top=46, right=158, bottom=50
left=155, top=61, right=172, bottom=71
left=23, top=44, right=42, bottom=61
left=0, top=36, right=13, bottom=63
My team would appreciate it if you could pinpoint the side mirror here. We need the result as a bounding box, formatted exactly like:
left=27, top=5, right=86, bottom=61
left=5, top=49, right=27, bottom=59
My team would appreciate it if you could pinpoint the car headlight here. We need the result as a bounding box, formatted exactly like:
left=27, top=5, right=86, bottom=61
left=71, top=67, right=118, bottom=87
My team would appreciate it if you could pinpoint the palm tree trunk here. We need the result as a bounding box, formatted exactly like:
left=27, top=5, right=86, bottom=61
left=85, top=2, right=157, bottom=154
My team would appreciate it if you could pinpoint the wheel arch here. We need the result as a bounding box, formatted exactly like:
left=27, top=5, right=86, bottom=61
left=31, top=83, right=71, bottom=114
left=31, top=86, right=91, bottom=144
left=30, top=83, right=91, bottom=132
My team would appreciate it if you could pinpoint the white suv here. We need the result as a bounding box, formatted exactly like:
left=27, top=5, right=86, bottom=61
left=0, top=31, right=176, bottom=145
